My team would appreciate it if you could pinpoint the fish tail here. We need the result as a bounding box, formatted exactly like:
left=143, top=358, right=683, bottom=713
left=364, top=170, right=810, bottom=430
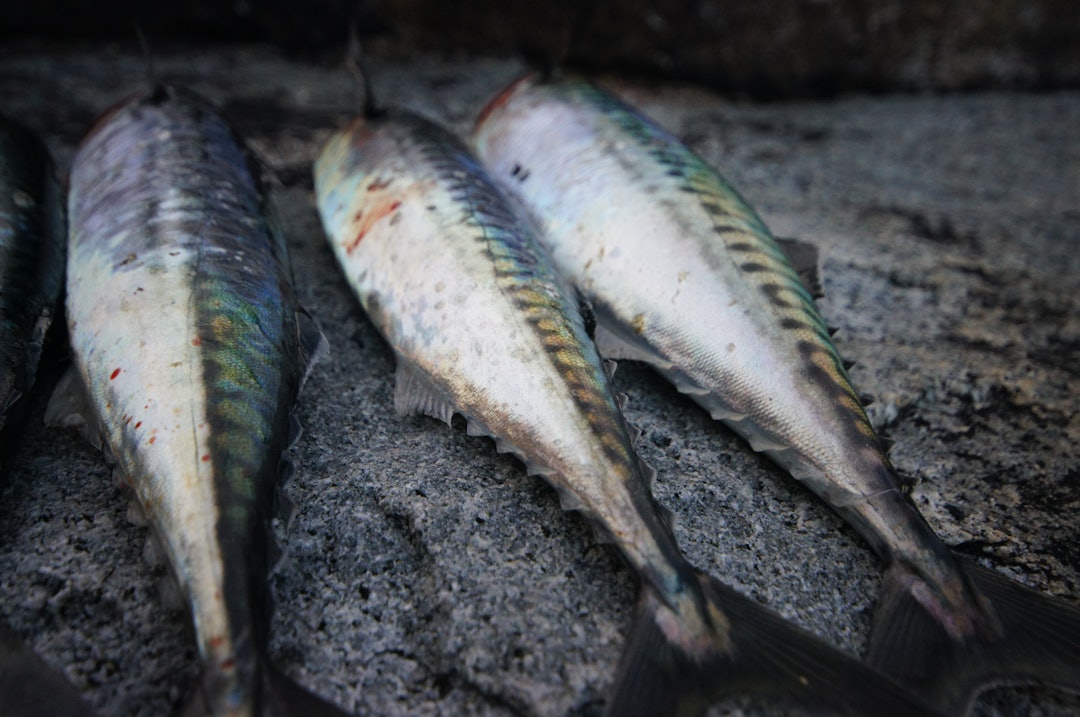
left=868, top=555, right=1080, bottom=716
left=257, top=661, right=350, bottom=717
left=182, top=659, right=349, bottom=717
left=608, top=572, right=938, bottom=717
left=0, top=623, right=95, bottom=717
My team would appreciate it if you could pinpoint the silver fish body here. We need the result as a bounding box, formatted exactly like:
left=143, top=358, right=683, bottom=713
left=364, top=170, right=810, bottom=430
left=315, top=107, right=941, bottom=717
left=473, top=75, right=942, bottom=574
left=0, top=115, right=64, bottom=436
left=53, top=85, right=336, bottom=717
left=315, top=109, right=693, bottom=615
left=472, top=73, right=1080, bottom=715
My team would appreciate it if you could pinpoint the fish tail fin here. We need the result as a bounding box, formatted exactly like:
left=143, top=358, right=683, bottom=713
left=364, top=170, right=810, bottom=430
left=258, top=661, right=351, bottom=717
left=868, top=556, right=1080, bottom=716
left=0, top=624, right=95, bottom=717
left=607, top=572, right=939, bottom=717
left=182, top=659, right=349, bottom=717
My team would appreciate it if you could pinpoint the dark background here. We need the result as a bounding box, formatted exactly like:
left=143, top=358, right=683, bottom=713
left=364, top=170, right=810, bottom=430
left=5, top=0, right=1080, bottom=97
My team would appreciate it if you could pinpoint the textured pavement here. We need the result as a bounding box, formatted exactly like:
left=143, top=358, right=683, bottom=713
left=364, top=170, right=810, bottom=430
left=0, top=46, right=1077, bottom=716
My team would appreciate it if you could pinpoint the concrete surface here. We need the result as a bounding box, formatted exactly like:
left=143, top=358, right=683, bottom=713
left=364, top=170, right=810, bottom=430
left=0, top=45, right=1076, bottom=716
left=6, top=1, right=1080, bottom=94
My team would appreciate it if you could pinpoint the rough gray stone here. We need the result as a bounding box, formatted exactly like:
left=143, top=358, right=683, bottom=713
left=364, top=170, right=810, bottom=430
left=0, top=46, right=1076, bottom=716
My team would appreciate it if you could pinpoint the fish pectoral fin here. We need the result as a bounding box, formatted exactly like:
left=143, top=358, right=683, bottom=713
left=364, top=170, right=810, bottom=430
left=775, top=236, right=823, bottom=299
left=44, top=366, right=104, bottom=451
left=295, top=308, right=329, bottom=389
left=392, top=358, right=456, bottom=425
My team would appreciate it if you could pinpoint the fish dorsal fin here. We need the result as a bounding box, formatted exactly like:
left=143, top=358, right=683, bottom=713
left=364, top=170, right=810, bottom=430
left=775, top=237, right=823, bottom=299
left=393, top=359, right=456, bottom=425
left=295, top=308, right=329, bottom=390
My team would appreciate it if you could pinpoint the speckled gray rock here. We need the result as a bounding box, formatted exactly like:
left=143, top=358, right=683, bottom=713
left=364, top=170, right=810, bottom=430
left=0, top=46, right=1076, bottom=716
left=6, top=1, right=1080, bottom=94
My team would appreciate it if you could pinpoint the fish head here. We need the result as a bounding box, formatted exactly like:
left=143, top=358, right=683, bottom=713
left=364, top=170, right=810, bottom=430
left=314, top=114, right=430, bottom=262
left=76, top=85, right=212, bottom=152
left=473, top=72, right=541, bottom=135
left=472, top=74, right=551, bottom=163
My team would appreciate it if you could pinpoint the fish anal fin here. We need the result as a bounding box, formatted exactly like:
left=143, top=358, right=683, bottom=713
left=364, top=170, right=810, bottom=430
left=141, top=531, right=167, bottom=567
left=44, top=367, right=101, bottom=447
left=594, top=322, right=670, bottom=368
left=295, top=308, right=329, bottom=390
left=868, top=556, right=1080, bottom=716
left=734, top=419, right=790, bottom=454
left=157, top=574, right=185, bottom=613
left=775, top=236, right=823, bottom=299
left=392, top=359, right=456, bottom=425
left=273, top=483, right=297, bottom=528
left=608, top=572, right=942, bottom=717
left=285, top=415, right=304, bottom=451
left=126, top=498, right=148, bottom=526
left=551, top=482, right=587, bottom=512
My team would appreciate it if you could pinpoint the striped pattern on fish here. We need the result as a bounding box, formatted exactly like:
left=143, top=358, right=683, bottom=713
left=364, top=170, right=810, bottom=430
left=316, top=105, right=941, bottom=717
left=53, top=85, right=338, bottom=717
left=472, top=72, right=1080, bottom=716
left=316, top=110, right=685, bottom=590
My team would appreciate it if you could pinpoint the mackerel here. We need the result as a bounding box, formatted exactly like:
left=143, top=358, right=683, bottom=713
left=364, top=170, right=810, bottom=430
left=47, top=85, right=342, bottom=717
left=0, top=115, right=64, bottom=456
left=472, top=73, right=1080, bottom=715
left=0, top=117, right=93, bottom=717
left=315, top=96, right=940, bottom=716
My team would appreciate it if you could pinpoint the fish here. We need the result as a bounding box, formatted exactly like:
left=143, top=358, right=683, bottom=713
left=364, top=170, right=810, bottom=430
left=0, top=115, right=90, bottom=717
left=313, top=93, right=942, bottom=716
left=0, top=115, right=65, bottom=468
left=45, top=84, right=345, bottom=717
left=471, top=72, right=1080, bottom=715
